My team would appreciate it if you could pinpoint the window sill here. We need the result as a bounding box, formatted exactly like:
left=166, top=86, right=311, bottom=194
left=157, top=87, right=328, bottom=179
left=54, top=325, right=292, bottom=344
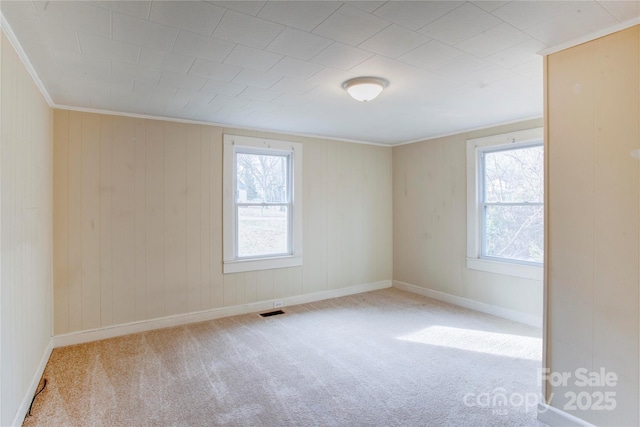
left=466, top=257, right=542, bottom=281
left=223, top=255, right=302, bottom=274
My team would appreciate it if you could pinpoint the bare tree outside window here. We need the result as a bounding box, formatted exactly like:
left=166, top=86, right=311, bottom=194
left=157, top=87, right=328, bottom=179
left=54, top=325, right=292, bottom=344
left=235, top=152, right=290, bottom=258
left=481, top=144, right=543, bottom=264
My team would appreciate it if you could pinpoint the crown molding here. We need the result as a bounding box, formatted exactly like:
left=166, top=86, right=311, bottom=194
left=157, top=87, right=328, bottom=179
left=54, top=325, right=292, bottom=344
left=393, top=116, right=543, bottom=147
left=1, top=12, right=54, bottom=107
left=54, top=104, right=392, bottom=147
left=539, top=17, right=640, bottom=56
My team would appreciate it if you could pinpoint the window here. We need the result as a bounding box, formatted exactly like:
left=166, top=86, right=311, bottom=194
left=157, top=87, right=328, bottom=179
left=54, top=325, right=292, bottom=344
left=223, top=135, right=302, bottom=274
left=466, top=128, right=543, bottom=280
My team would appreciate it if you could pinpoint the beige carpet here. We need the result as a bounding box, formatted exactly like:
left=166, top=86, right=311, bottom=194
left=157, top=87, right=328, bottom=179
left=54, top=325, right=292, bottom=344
left=23, top=288, right=545, bottom=426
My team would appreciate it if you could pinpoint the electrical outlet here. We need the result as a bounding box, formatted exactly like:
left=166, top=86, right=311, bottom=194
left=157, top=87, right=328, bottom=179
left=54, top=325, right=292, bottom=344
left=273, top=301, right=284, bottom=308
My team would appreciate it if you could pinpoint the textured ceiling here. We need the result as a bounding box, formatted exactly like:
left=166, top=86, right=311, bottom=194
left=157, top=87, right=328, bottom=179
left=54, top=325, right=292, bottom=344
left=2, top=1, right=639, bottom=144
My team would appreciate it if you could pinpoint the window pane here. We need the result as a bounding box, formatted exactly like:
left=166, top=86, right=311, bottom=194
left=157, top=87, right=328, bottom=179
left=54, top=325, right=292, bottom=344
left=484, top=205, right=543, bottom=263
left=483, top=145, right=543, bottom=203
left=236, top=153, right=288, bottom=203
left=237, top=205, right=288, bottom=258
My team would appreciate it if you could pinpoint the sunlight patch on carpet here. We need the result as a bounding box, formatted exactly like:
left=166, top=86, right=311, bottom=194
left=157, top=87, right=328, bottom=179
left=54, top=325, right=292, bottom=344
left=397, top=325, right=541, bottom=361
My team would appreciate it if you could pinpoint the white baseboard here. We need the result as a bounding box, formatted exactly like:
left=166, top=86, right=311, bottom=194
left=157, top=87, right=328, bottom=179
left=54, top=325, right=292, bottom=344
left=537, top=403, right=595, bottom=427
left=53, top=280, right=392, bottom=348
left=392, top=280, right=542, bottom=328
left=12, top=338, right=54, bottom=427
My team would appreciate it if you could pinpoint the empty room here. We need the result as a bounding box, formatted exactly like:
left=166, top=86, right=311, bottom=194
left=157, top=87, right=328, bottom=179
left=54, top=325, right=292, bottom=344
left=1, top=1, right=639, bottom=426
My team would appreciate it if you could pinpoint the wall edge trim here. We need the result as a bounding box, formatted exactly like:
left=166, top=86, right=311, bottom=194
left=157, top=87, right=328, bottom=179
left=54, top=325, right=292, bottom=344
left=539, top=17, right=640, bottom=56
left=393, top=115, right=543, bottom=147
left=52, top=280, right=392, bottom=348
left=0, top=13, right=54, bottom=107
left=52, top=105, right=391, bottom=147
left=537, top=403, right=595, bottom=427
left=11, top=338, right=54, bottom=427
left=392, top=280, right=542, bottom=328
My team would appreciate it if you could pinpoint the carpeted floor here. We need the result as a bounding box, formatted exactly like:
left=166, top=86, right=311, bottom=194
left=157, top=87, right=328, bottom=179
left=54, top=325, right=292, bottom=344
left=23, top=288, right=545, bottom=426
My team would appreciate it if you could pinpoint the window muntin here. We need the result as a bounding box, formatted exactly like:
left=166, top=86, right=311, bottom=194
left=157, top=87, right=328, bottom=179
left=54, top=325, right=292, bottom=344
left=479, top=143, right=543, bottom=265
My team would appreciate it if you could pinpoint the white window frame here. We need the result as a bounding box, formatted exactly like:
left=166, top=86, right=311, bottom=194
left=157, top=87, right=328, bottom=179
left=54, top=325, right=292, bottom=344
left=223, top=134, right=303, bottom=274
left=466, top=127, right=543, bottom=281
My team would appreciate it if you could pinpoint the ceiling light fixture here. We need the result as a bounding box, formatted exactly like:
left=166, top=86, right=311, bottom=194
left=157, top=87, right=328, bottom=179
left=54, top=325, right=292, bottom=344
left=342, top=77, right=389, bottom=102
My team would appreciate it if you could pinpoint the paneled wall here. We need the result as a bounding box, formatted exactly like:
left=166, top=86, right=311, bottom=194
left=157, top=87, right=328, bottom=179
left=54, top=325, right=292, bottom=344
left=53, top=111, right=392, bottom=335
left=392, top=118, right=543, bottom=318
left=0, top=31, right=53, bottom=425
left=546, top=26, right=639, bottom=425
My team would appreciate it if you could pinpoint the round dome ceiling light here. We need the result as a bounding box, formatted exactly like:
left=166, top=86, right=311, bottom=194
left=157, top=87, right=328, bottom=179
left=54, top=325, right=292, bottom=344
left=342, top=77, right=389, bottom=102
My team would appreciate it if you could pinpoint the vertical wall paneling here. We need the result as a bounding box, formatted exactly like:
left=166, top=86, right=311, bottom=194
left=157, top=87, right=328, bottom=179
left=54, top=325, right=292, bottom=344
left=546, top=26, right=640, bottom=425
left=53, top=110, right=69, bottom=334
left=392, top=118, right=544, bottom=317
left=272, top=269, right=287, bottom=299
left=80, top=113, right=101, bottom=330
left=2, top=41, right=18, bottom=416
left=547, top=43, right=596, bottom=418
left=326, top=140, right=345, bottom=291
left=134, top=119, right=147, bottom=321
left=52, top=114, right=392, bottom=335
left=1, top=31, right=4, bottom=425
left=163, top=123, right=188, bottom=316
left=374, top=146, right=394, bottom=282
left=0, top=29, right=3, bottom=425
left=186, top=125, right=202, bottom=313
left=592, top=29, right=639, bottom=426
left=542, top=54, right=550, bottom=404
left=256, top=269, right=274, bottom=303
left=348, top=144, right=364, bottom=286
left=223, top=273, right=237, bottom=307
left=67, top=111, right=82, bottom=332
left=99, top=115, right=113, bottom=327
left=111, top=118, right=136, bottom=325
left=210, top=127, right=224, bottom=308
left=1, top=31, right=53, bottom=425
left=302, top=139, right=328, bottom=294
left=245, top=271, right=257, bottom=304
left=236, top=273, right=247, bottom=305
left=292, top=267, right=303, bottom=297
left=199, top=128, right=212, bottom=310
left=340, top=143, right=352, bottom=289
left=145, top=120, right=165, bottom=320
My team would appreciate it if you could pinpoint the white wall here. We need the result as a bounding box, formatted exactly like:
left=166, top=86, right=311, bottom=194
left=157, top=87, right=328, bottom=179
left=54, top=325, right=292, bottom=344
left=545, top=25, right=639, bottom=426
left=52, top=111, right=393, bottom=335
left=0, top=30, right=53, bottom=426
left=392, top=118, right=543, bottom=319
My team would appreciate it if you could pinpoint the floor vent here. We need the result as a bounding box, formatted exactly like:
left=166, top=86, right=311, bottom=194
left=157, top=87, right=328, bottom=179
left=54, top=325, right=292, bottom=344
left=260, top=310, right=285, bottom=317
